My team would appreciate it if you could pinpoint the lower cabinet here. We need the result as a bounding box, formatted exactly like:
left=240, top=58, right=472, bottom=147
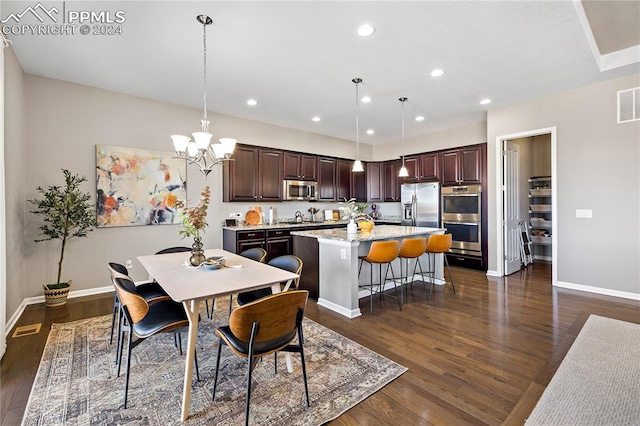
left=223, top=229, right=291, bottom=262
left=265, top=229, right=291, bottom=261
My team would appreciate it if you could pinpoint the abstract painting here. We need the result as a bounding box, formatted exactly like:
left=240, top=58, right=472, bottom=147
left=96, top=145, right=186, bottom=227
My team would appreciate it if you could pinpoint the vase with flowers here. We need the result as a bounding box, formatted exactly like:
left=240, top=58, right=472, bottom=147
left=338, top=198, right=368, bottom=233
left=175, top=186, right=210, bottom=266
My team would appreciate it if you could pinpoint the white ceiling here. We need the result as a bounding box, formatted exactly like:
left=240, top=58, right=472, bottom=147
left=3, top=1, right=639, bottom=145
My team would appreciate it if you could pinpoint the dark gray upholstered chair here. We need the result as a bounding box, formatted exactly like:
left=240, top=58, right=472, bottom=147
left=113, top=276, right=199, bottom=409
left=212, top=290, right=310, bottom=425
left=236, top=255, right=302, bottom=306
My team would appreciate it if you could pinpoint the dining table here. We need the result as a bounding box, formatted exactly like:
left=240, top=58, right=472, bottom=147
left=137, top=248, right=299, bottom=422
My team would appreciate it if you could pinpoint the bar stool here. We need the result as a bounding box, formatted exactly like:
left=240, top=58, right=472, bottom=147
left=425, top=233, right=456, bottom=294
left=358, top=240, right=401, bottom=315
left=398, top=237, right=429, bottom=302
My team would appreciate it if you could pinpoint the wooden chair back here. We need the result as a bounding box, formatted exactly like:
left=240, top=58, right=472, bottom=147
left=155, top=246, right=191, bottom=255
left=229, top=290, right=308, bottom=343
left=113, top=277, right=150, bottom=324
left=108, top=262, right=131, bottom=282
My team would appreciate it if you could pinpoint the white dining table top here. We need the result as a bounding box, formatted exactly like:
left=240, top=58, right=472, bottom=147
left=137, top=248, right=299, bottom=302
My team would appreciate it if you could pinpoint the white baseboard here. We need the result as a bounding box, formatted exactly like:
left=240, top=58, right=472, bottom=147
left=486, top=270, right=500, bottom=277
left=556, top=281, right=640, bottom=301
left=317, top=298, right=361, bottom=319
left=5, top=285, right=114, bottom=338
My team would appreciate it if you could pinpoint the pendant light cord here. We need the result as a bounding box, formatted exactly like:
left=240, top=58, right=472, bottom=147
left=355, top=80, right=360, bottom=159
left=202, top=18, right=208, bottom=131
left=400, top=97, right=407, bottom=167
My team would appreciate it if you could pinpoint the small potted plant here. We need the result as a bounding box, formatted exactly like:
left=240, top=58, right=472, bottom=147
left=29, top=169, right=96, bottom=307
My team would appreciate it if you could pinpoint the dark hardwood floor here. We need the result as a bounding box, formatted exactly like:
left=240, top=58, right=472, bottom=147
left=2, top=262, right=639, bottom=425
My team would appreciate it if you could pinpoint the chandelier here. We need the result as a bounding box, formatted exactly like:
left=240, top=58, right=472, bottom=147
left=171, top=15, right=236, bottom=178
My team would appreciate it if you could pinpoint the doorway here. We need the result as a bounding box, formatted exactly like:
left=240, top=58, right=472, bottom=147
left=495, top=127, right=557, bottom=284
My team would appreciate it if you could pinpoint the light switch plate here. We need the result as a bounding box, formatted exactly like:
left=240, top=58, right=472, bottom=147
left=576, top=209, right=592, bottom=218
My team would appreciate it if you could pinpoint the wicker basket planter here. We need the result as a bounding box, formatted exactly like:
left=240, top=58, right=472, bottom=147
left=43, top=284, right=71, bottom=307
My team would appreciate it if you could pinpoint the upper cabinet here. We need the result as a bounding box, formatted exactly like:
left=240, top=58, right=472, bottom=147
left=351, top=163, right=367, bottom=202
left=317, top=157, right=337, bottom=201
left=402, top=156, right=420, bottom=181
left=224, top=146, right=283, bottom=202
left=419, top=153, right=440, bottom=181
left=336, top=160, right=352, bottom=202
left=366, top=162, right=384, bottom=202
left=440, top=145, right=483, bottom=186
left=383, top=160, right=402, bottom=202
left=283, top=152, right=317, bottom=181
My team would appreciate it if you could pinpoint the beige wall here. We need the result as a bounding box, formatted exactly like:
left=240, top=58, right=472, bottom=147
left=3, top=47, right=25, bottom=320
left=17, top=74, right=373, bottom=301
left=488, top=73, right=640, bottom=294
left=532, top=134, right=551, bottom=176
left=372, top=121, right=486, bottom=161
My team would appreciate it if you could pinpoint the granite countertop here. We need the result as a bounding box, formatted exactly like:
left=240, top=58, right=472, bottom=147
left=222, top=220, right=351, bottom=231
left=291, top=225, right=444, bottom=242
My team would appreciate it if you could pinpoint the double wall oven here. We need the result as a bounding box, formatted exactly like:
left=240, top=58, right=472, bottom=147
left=441, top=185, right=482, bottom=258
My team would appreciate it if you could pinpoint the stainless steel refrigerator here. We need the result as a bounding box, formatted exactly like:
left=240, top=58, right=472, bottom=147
left=401, top=182, right=440, bottom=227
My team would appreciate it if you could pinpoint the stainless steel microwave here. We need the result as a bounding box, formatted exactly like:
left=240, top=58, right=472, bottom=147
left=283, top=180, right=318, bottom=201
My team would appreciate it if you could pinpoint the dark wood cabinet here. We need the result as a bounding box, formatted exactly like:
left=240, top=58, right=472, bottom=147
left=265, top=229, right=291, bottom=261
left=258, top=149, right=283, bottom=201
left=383, top=160, right=402, bottom=202
left=317, top=157, right=337, bottom=201
left=283, top=152, right=317, bottom=180
left=223, top=229, right=266, bottom=254
left=351, top=164, right=367, bottom=202
left=366, top=162, right=384, bottom=202
left=402, top=156, right=420, bottom=181
left=440, top=145, right=483, bottom=186
left=419, top=153, right=440, bottom=180
left=224, top=146, right=282, bottom=201
left=336, top=160, right=352, bottom=201
left=223, top=145, right=258, bottom=202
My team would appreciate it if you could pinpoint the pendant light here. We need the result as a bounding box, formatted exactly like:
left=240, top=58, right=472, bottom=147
left=352, top=78, right=364, bottom=172
left=170, top=15, right=236, bottom=178
left=398, top=97, right=409, bottom=177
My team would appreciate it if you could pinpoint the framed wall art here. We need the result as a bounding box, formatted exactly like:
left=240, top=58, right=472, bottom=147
left=96, top=145, right=186, bottom=227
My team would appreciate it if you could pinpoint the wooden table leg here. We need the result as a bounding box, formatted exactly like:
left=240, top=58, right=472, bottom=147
left=180, top=299, right=199, bottom=422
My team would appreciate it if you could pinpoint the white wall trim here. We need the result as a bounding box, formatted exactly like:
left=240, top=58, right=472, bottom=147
left=556, top=281, right=640, bottom=301
left=0, top=19, right=6, bottom=358
left=486, top=270, right=500, bottom=277
left=5, top=285, right=114, bottom=338
left=317, top=298, right=362, bottom=319
left=494, top=126, right=557, bottom=285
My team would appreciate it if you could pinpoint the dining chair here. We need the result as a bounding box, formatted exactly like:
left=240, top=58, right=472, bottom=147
left=113, top=276, right=200, bottom=409
left=236, top=254, right=302, bottom=306
left=212, top=290, right=310, bottom=426
left=425, top=233, right=456, bottom=294
left=357, top=240, right=402, bottom=314
left=107, top=262, right=170, bottom=363
left=220, top=248, right=269, bottom=314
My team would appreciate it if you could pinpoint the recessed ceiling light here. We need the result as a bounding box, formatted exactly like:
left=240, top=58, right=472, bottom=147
left=361, top=96, right=372, bottom=103
left=415, top=116, right=425, bottom=122
left=357, top=24, right=375, bottom=37
left=430, top=69, right=445, bottom=77
left=312, top=116, right=321, bottom=122
left=366, top=129, right=374, bottom=135
left=480, top=98, right=492, bottom=105
left=246, top=99, right=257, bottom=106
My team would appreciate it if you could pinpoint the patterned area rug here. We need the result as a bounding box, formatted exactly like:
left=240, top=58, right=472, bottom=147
left=22, top=301, right=406, bottom=425
left=526, top=315, right=640, bottom=425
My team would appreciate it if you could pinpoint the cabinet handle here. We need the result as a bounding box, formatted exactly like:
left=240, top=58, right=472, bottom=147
left=248, top=233, right=256, bottom=237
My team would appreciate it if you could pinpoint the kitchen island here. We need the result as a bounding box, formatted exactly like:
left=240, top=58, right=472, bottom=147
left=291, top=225, right=445, bottom=318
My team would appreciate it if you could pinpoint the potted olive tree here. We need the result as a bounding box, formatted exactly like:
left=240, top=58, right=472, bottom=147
left=29, top=169, right=96, bottom=307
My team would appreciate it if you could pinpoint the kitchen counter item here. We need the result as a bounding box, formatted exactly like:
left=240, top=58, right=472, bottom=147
left=295, top=211, right=303, bottom=222
left=245, top=210, right=260, bottom=225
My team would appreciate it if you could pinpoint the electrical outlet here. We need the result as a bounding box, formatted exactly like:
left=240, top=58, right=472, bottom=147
left=340, top=249, right=346, bottom=260
left=125, top=258, right=133, bottom=269
left=576, top=209, right=592, bottom=219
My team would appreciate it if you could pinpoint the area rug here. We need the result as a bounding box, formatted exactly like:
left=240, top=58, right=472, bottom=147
left=22, top=301, right=406, bottom=425
left=526, top=315, right=640, bottom=425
